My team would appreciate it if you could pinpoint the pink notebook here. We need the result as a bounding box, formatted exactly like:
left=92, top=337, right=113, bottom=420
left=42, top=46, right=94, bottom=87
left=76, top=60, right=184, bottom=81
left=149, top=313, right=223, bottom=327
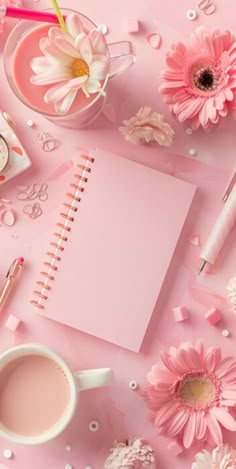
left=32, top=149, right=196, bottom=351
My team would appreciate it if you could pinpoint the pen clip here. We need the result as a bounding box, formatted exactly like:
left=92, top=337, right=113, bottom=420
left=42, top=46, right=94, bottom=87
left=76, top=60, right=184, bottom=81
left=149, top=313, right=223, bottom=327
left=6, top=259, right=18, bottom=278
left=223, top=173, right=236, bottom=203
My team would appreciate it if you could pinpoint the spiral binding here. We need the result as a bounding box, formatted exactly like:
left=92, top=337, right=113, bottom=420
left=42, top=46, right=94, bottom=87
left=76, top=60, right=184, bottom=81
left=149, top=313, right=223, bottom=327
left=31, top=153, right=94, bottom=310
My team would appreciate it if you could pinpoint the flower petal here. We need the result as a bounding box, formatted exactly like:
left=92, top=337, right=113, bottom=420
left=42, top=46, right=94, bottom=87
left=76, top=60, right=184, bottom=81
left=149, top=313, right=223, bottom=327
left=213, top=407, right=236, bottom=431
left=55, top=89, right=78, bottom=114
left=89, top=28, right=108, bottom=55
left=39, top=37, right=69, bottom=64
left=78, top=34, right=93, bottom=64
left=183, top=412, right=197, bottom=448
left=216, top=357, right=236, bottom=378
left=89, top=57, right=110, bottom=80
left=30, top=68, right=72, bottom=85
left=83, top=78, right=101, bottom=94
left=66, top=13, right=84, bottom=38
left=161, top=350, right=178, bottom=374
left=196, top=411, right=207, bottom=440
left=44, top=82, right=71, bottom=103
left=166, top=408, right=189, bottom=437
left=155, top=401, right=179, bottom=428
left=205, top=347, right=222, bottom=373
left=206, top=411, right=222, bottom=445
left=30, top=56, right=51, bottom=74
left=52, top=37, right=80, bottom=58
left=221, top=389, right=236, bottom=400
left=44, top=76, right=87, bottom=103
left=48, top=26, right=74, bottom=46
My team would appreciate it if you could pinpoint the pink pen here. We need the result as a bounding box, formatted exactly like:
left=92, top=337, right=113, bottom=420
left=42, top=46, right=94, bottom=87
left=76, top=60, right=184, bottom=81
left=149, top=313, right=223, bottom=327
left=0, top=257, right=24, bottom=313
left=199, top=184, right=236, bottom=274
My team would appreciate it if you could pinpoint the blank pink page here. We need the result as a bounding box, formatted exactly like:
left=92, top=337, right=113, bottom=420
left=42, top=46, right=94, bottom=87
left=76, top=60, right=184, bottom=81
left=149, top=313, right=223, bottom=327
left=38, top=149, right=196, bottom=351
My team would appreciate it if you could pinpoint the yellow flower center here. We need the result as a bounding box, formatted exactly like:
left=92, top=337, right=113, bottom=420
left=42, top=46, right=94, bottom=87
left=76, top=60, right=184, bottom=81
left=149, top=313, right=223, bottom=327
left=177, top=374, right=217, bottom=410
left=71, top=59, right=89, bottom=78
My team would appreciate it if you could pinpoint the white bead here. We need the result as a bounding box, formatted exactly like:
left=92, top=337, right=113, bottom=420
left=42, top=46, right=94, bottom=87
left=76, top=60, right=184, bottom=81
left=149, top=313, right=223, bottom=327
left=26, top=119, right=34, bottom=128
left=89, top=420, right=99, bottom=432
left=189, top=148, right=197, bottom=156
left=222, top=329, right=230, bottom=337
left=3, top=449, right=13, bottom=459
left=186, top=9, right=197, bottom=20
left=85, top=466, right=93, bottom=469
left=186, top=127, right=193, bottom=135
left=65, top=465, right=73, bottom=469
left=129, top=380, right=138, bottom=390
left=65, top=444, right=72, bottom=451
left=97, top=24, right=108, bottom=35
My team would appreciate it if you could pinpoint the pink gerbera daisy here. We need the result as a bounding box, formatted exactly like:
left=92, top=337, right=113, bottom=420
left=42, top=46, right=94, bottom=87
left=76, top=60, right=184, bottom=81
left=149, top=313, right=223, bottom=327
left=159, top=27, right=236, bottom=130
left=144, top=340, right=236, bottom=449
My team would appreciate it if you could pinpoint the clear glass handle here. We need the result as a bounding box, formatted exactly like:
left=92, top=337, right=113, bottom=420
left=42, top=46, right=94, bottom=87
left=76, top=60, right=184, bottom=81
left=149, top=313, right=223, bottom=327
left=108, top=41, right=136, bottom=78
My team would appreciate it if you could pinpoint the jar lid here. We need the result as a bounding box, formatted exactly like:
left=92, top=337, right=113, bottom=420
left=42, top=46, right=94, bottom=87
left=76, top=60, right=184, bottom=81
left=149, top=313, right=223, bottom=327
left=0, top=135, right=9, bottom=172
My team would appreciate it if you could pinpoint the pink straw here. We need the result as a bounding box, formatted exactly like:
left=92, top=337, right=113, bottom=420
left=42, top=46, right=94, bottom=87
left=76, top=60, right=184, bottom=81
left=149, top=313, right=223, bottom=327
left=0, top=6, right=66, bottom=24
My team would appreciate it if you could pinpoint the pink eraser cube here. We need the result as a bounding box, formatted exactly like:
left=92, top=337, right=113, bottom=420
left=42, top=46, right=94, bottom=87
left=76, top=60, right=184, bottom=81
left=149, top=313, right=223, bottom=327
left=173, top=305, right=189, bottom=322
left=168, top=440, right=183, bottom=456
left=5, top=314, right=22, bottom=332
left=125, top=17, right=139, bottom=33
left=205, top=307, right=222, bottom=325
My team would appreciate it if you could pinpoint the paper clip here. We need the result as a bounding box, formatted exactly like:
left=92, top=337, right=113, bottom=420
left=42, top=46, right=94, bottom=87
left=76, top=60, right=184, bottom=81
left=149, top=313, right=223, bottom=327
left=198, top=0, right=216, bottom=15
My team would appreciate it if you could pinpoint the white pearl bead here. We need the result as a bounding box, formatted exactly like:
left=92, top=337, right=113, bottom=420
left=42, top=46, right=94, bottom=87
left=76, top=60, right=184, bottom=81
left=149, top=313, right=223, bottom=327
left=26, top=119, right=35, bottom=128
left=65, top=444, right=72, bottom=451
left=3, top=449, right=13, bottom=459
left=129, top=380, right=138, bottom=390
left=186, top=127, right=193, bottom=135
left=222, top=329, right=230, bottom=337
left=65, top=464, right=73, bottom=469
left=89, top=420, right=99, bottom=432
left=189, top=148, right=197, bottom=156
left=186, top=9, right=197, bottom=21
left=98, top=24, right=108, bottom=34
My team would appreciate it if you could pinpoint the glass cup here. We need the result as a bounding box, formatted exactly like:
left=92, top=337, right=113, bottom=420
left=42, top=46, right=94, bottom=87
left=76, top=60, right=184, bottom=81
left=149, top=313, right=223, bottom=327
left=4, top=9, right=135, bottom=129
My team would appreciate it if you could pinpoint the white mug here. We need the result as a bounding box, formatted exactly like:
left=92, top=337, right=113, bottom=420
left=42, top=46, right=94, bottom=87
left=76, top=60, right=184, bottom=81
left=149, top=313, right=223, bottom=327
left=0, top=344, right=112, bottom=445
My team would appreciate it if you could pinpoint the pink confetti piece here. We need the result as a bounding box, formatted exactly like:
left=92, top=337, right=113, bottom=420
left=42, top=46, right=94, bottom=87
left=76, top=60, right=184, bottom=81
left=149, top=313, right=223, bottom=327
left=103, top=103, right=116, bottom=123
left=172, top=305, right=189, bottom=322
left=188, top=233, right=200, bottom=246
left=125, top=16, right=139, bottom=33
left=146, top=32, right=161, bottom=49
left=205, top=307, right=222, bottom=325
left=5, top=314, right=22, bottom=332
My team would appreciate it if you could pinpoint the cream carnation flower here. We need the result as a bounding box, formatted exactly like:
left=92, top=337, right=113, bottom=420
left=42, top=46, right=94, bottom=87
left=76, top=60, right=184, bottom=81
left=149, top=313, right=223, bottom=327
left=104, top=438, right=156, bottom=469
left=192, top=444, right=236, bottom=469
left=119, top=106, right=175, bottom=146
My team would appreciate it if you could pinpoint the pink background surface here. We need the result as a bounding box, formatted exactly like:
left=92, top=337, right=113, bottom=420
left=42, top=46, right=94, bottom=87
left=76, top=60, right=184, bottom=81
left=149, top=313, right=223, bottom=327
left=1, top=0, right=236, bottom=468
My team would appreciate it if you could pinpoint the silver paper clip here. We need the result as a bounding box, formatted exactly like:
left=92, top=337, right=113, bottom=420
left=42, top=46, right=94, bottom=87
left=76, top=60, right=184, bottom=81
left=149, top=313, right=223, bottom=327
left=198, top=0, right=216, bottom=15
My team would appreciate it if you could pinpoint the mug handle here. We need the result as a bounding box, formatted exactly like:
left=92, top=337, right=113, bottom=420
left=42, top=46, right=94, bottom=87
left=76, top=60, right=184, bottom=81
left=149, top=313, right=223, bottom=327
left=107, top=41, right=136, bottom=79
left=75, top=368, right=113, bottom=391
